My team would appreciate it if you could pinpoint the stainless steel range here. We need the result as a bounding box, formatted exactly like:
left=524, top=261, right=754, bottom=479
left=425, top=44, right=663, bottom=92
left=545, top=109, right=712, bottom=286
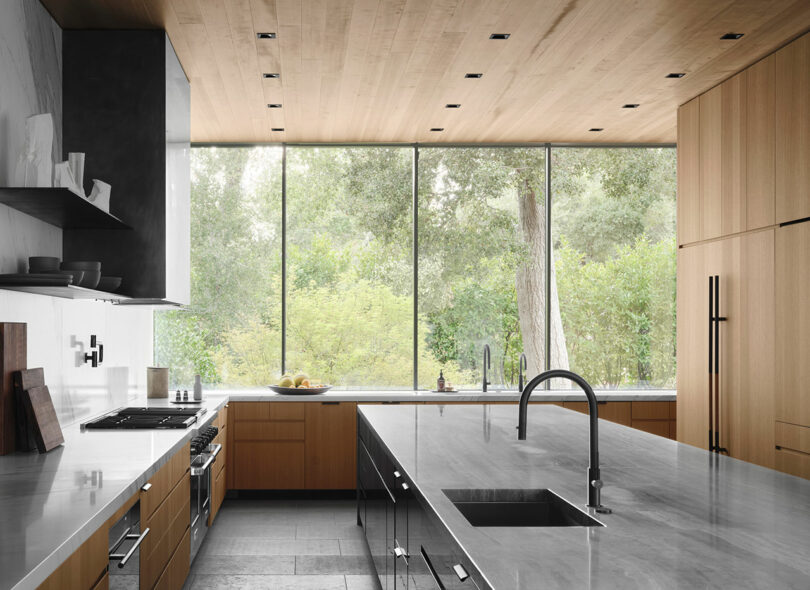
left=84, top=407, right=205, bottom=429
left=190, top=425, right=221, bottom=561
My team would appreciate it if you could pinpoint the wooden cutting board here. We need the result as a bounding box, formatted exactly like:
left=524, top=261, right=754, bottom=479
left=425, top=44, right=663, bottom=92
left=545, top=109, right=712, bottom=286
left=12, top=367, right=43, bottom=452
left=0, top=323, right=26, bottom=455
left=23, top=385, right=63, bottom=453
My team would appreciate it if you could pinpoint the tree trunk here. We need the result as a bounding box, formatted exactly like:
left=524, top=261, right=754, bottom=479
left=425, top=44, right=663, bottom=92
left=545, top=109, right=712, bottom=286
left=515, top=178, right=569, bottom=382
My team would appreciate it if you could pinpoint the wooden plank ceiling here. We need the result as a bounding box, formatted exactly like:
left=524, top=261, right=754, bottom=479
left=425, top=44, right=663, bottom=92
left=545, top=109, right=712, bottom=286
left=41, top=0, right=810, bottom=144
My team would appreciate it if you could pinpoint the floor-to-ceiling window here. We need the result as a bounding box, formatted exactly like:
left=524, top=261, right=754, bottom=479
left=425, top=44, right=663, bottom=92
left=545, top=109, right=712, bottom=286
left=155, top=145, right=676, bottom=391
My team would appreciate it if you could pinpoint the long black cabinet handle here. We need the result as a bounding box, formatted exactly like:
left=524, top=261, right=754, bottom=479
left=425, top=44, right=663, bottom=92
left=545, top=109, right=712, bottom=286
left=708, top=275, right=728, bottom=455
left=420, top=546, right=446, bottom=590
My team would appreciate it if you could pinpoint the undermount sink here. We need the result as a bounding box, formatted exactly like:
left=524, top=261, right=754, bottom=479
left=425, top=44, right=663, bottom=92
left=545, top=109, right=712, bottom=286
left=443, top=488, right=604, bottom=528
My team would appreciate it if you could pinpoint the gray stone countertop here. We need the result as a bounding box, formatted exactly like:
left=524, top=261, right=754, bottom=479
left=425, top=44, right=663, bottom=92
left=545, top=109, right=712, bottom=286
left=0, top=395, right=228, bottom=590
left=221, top=388, right=676, bottom=402
left=358, top=404, right=810, bottom=589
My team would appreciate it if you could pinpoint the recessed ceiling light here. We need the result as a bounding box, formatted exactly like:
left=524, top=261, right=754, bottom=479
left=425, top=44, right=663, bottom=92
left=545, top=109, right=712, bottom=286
left=445, top=104, right=461, bottom=109
left=622, top=104, right=640, bottom=109
left=271, top=128, right=284, bottom=132
left=267, top=104, right=282, bottom=108
left=465, top=73, right=483, bottom=78
left=489, top=33, right=510, bottom=40
left=430, top=128, right=444, bottom=132
left=256, top=32, right=277, bottom=39
left=589, top=128, right=604, bottom=132
left=666, top=72, right=686, bottom=78
left=720, top=33, right=744, bottom=40
left=263, top=73, right=280, bottom=79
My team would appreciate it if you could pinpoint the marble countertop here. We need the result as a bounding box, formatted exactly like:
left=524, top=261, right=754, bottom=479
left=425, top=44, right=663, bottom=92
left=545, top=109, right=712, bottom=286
left=0, top=395, right=228, bottom=590
left=358, top=404, right=810, bottom=589
left=220, top=388, right=676, bottom=402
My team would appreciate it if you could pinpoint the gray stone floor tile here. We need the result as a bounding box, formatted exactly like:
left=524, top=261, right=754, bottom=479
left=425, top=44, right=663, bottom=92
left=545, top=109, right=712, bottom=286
left=295, top=555, right=376, bottom=575
left=189, top=574, right=347, bottom=589
left=199, top=537, right=341, bottom=557
left=296, top=523, right=364, bottom=539
left=345, top=575, right=383, bottom=590
left=190, top=555, right=296, bottom=575
left=209, top=523, right=298, bottom=539
left=339, top=539, right=369, bottom=555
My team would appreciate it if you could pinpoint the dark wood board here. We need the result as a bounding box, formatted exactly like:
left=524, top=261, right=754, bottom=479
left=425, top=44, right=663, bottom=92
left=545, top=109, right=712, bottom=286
left=13, top=368, right=44, bottom=452
left=0, top=323, right=26, bottom=455
left=23, top=385, right=64, bottom=453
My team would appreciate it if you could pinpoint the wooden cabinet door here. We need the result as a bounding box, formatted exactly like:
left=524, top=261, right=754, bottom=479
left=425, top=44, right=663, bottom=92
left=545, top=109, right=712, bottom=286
left=776, top=221, right=810, bottom=428
left=677, top=97, right=701, bottom=245
left=745, top=55, right=775, bottom=230
left=733, top=229, right=774, bottom=468
left=233, top=441, right=305, bottom=489
left=775, top=32, right=810, bottom=224
left=700, top=78, right=746, bottom=241
left=305, top=402, right=357, bottom=489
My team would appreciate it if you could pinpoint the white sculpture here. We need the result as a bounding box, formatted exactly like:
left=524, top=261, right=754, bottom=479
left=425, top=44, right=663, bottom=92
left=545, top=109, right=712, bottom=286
left=88, top=179, right=111, bottom=212
left=15, top=113, right=54, bottom=187
left=53, top=161, right=83, bottom=196
left=68, top=152, right=85, bottom=196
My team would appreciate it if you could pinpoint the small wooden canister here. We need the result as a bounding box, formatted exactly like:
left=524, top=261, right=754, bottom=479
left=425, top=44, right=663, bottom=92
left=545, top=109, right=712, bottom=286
left=146, top=367, right=169, bottom=398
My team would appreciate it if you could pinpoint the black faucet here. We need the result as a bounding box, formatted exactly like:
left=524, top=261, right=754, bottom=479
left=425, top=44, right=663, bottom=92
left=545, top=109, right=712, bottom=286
left=482, top=344, right=491, bottom=392
left=518, top=353, right=527, bottom=392
left=518, top=369, right=610, bottom=512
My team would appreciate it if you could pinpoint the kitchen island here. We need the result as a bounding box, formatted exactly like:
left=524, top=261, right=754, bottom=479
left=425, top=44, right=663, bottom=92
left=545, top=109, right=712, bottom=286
left=358, top=403, right=810, bottom=589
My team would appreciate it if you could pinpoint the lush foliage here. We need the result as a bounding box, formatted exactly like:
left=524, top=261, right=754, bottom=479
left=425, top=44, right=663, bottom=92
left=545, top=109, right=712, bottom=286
left=155, top=146, right=676, bottom=390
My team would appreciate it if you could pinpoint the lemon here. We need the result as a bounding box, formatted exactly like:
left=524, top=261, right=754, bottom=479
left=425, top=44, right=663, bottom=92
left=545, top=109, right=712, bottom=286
left=279, top=376, right=295, bottom=388
left=294, top=373, right=309, bottom=386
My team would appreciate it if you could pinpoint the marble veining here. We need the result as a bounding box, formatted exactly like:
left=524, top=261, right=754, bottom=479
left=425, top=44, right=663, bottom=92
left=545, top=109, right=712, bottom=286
left=359, top=404, right=810, bottom=589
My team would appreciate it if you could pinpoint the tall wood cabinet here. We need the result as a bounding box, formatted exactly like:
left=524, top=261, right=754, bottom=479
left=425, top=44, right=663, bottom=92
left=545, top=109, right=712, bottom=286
left=677, top=31, right=810, bottom=478
left=676, top=230, right=775, bottom=468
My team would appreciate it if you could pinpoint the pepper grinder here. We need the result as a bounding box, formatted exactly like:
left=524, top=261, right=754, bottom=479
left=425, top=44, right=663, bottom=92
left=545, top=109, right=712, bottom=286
left=194, top=374, right=203, bottom=401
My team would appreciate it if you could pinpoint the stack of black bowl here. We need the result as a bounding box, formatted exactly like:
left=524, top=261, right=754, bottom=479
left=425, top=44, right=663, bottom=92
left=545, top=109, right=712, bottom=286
left=28, top=256, right=82, bottom=286
left=60, top=261, right=102, bottom=289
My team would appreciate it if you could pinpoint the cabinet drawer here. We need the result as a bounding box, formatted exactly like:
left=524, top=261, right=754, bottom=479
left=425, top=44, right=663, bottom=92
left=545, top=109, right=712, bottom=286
left=142, top=477, right=190, bottom=589
left=234, top=420, right=306, bottom=441
left=232, top=402, right=306, bottom=421
left=153, top=527, right=191, bottom=590
left=564, top=401, right=631, bottom=426
left=233, top=441, right=305, bottom=489
left=631, top=420, right=671, bottom=438
left=631, top=401, right=671, bottom=420
left=91, top=571, right=108, bottom=590
left=213, top=405, right=228, bottom=430
left=142, top=442, right=190, bottom=520
left=776, top=421, right=810, bottom=455
left=142, top=472, right=190, bottom=559
left=213, top=430, right=227, bottom=477
left=37, top=524, right=108, bottom=590
left=209, top=463, right=226, bottom=525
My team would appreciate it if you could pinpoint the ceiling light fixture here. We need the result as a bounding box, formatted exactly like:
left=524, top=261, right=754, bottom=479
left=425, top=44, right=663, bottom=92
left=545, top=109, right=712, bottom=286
left=622, top=104, right=640, bottom=109
left=720, top=33, right=744, bottom=40
left=445, top=104, right=461, bottom=109
left=271, top=127, right=284, bottom=132
left=267, top=104, right=282, bottom=108
left=256, top=32, right=277, bottom=39
left=430, top=128, right=444, bottom=132
left=263, top=73, right=280, bottom=79
left=589, top=128, right=604, bottom=132
left=465, top=73, right=483, bottom=78
left=490, top=33, right=510, bottom=40
left=666, top=73, right=686, bottom=78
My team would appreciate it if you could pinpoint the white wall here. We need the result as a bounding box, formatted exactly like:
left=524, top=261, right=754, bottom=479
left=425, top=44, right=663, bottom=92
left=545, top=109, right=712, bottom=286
left=0, top=0, right=154, bottom=426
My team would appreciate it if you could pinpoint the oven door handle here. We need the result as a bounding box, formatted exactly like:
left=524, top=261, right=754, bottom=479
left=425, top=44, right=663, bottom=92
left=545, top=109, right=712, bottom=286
left=110, top=527, right=150, bottom=568
left=191, top=444, right=222, bottom=476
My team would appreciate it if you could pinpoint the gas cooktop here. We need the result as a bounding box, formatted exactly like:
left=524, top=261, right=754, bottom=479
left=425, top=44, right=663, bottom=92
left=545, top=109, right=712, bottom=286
left=84, top=407, right=205, bottom=429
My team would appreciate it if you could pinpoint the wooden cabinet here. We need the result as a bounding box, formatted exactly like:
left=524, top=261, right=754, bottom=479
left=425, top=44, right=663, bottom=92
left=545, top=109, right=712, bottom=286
left=676, top=231, right=774, bottom=468
left=140, top=442, right=191, bottom=590
left=775, top=222, right=810, bottom=429
left=37, top=524, right=108, bottom=590
left=563, top=401, right=631, bottom=426
left=153, top=528, right=190, bottom=590
left=230, top=401, right=357, bottom=490
left=745, top=54, right=775, bottom=230
left=677, top=97, right=701, bottom=245
left=209, top=407, right=228, bottom=525
left=775, top=421, right=810, bottom=478
left=775, top=32, right=810, bottom=224
left=306, top=402, right=357, bottom=489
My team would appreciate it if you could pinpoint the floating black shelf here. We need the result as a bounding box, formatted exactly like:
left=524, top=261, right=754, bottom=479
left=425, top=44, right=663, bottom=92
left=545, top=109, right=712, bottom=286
left=0, top=187, right=130, bottom=229
left=0, top=284, right=130, bottom=302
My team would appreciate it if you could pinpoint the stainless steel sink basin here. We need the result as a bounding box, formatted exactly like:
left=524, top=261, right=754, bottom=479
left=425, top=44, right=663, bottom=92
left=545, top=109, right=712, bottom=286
left=443, top=488, right=604, bottom=527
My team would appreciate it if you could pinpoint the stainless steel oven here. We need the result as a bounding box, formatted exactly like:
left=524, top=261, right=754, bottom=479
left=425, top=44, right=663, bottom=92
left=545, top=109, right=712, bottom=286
left=108, top=499, right=149, bottom=589
left=190, top=425, right=221, bottom=562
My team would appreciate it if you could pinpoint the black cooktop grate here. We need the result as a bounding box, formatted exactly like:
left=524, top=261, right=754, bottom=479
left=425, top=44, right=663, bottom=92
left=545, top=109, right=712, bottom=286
left=84, top=407, right=201, bottom=429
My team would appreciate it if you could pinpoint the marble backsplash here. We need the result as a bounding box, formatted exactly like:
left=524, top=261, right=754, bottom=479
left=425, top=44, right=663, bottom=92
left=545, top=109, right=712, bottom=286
left=1, top=0, right=154, bottom=428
